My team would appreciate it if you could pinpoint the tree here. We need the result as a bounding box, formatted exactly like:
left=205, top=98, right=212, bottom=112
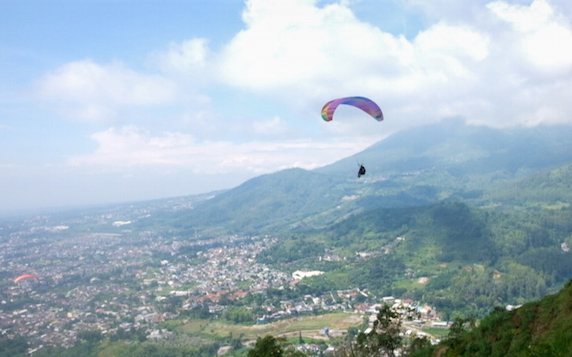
left=248, top=335, right=307, bottom=357
left=0, top=337, right=28, bottom=357
left=405, top=336, right=432, bottom=356
left=248, top=335, right=285, bottom=357
left=447, top=315, right=475, bottom=339
left=355, top=304, right=403, bottom=357
left=333, top=304, right=409, bottom=357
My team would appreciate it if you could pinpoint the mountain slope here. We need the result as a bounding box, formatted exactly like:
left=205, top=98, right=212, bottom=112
left=482, top=162, right=572, bottom=209
left=169, top=168, right=351, bottom=234
left=317, top=120, right=572, bottom=179
left=317, top=120, right=572, bottom=208
left=258, top=198, right=572, bottom=317
left=155, top=121, right=572, bottom=235
left=415, top=280, right=572, bottom=357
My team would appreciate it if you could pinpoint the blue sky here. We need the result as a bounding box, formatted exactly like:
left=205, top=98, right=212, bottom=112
left=1, top=0, right=572, bottom=213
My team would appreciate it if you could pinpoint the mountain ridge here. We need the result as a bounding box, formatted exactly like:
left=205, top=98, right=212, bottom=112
left=159, top=120, right=572, bottom=235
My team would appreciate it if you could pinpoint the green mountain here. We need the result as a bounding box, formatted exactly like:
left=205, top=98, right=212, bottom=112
left=159, top=120, right=572, bottom=235
left=482, top=162, right=572, bottom=210
left=318, top=119, right=572, bottom=178
left=171, top=168, right=348, bottom=234
left=413, top=280, right=572, bottom=357
left=317, top=120, right=572, bottom=207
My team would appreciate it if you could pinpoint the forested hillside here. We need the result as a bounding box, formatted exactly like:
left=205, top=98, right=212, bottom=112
left=259, top=201, right=572, bottom=317
left=482, top=162, right=572, bottom=209
left=411, top=280, right=572, bottom=357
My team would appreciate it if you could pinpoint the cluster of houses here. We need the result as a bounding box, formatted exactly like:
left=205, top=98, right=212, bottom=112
left=0, top=211, right=453, bottom=355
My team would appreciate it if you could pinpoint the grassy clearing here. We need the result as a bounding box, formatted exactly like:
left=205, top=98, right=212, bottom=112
left=175, top=312, right=364, bottom=340
left=155, top=287, right=174, bottom=296
left=176, top=319, right=212, bottom=334
left=393, top=278, right=425, bottom=291
left=541, top=202, right=570, bottom=210
left=236, top=280, right=253, bottom=289
left=421, top=326, right=450, bottom=338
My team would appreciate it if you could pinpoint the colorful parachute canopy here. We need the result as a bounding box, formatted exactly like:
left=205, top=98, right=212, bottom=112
left=321, top=97, right=383, bottom=122
left=14, top=274, right=39, bottom=284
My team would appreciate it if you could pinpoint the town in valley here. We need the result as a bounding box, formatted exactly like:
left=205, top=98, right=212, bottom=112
left=0, top=201, right=449, bottom=355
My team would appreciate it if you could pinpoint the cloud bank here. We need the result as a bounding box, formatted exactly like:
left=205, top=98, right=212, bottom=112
left=37, top=60, right=177, bottom=123
left=67, top=125, right=369, bottom=175
left=36, top=0, right=572, bottom=176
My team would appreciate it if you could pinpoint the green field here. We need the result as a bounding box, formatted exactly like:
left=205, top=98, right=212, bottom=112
left=421, top=326, right=450, bottom=338
left=175, top=312, right=364, bottom=340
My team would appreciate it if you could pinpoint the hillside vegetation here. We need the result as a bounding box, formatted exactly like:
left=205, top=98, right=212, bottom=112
left=482, top=162, right=572, bottom=209
left=259, top=201, right=572, bottom=317
left=412, top=280, right=572, bottom=357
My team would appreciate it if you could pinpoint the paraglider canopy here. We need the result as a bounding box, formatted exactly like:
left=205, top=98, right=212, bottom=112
left=321, top=97, right=382, bottom=179
left=321, top=96, right=383, bottom=122
left=14, top=274, right=39, bottom=284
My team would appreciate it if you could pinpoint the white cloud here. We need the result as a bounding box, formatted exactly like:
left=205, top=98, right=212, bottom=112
left=38, top=0, right=572, bottom=134
left=213, top=0, right=572, bottom=128
left=68, top=125, right=373, bottom=174
left=415, top=23, right=489, bottom=64
left=252, top=116, right=290, bottom=135
left=36, top=0, right=572, bottom=174
left=157, top=38, right=212, bottom=75
left=218, top=0, right=404, bottom=96
left=37, top=60, right=177, bottom=122
left=488, top=0, right=554, bottom=32
left=488, top=0, right=572, bottom=74
left=68, top=126, right=194, bottom=167
left=214, top=0, right=487, bottom=134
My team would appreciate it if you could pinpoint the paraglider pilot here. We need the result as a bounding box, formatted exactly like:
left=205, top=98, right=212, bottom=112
left=358, top=165, right=366, bottom=178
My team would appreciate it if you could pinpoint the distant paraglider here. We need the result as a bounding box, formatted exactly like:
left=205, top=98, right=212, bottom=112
left=14, top=274, right=39, bottom=284
left=321, top=96, right=383, bottom=122
left=358, top=164, right=366, bottom=178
